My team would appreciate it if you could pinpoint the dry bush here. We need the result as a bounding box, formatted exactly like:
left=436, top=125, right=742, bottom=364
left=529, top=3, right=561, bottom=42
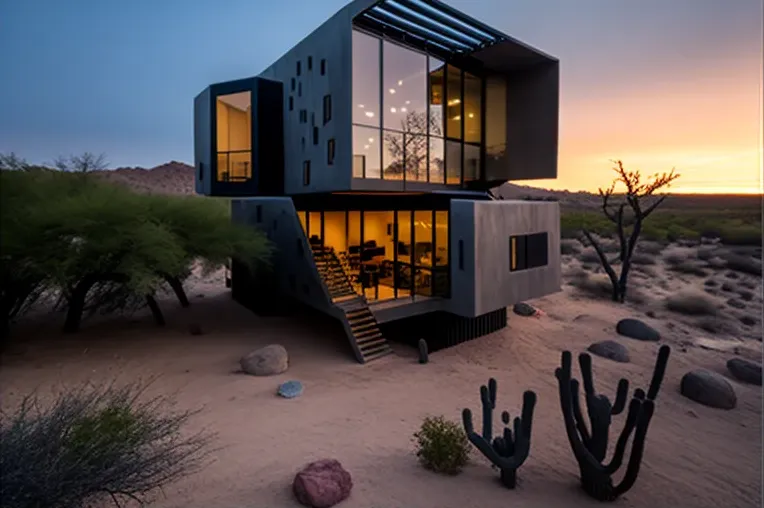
left=704, top=279, right=718, bottom=287
left=696, top=247, right=719, bottom=261
left=630, top=251, right=657, bottom=265
left=0, top=381, right=214, bottom=508
left=668, top=261, right=709, bottom=277
left=637, top=241, right=666, bottom=255
left=739, top=279, right=757, bottom=289
left=737, top=289, right=755, bottom=302
left=697, top=316, right=736, bottom=335
left=413, top=416, right=470, bottom=475
left=578, top=247, right=601, bottom=264
left=569, top=273, right=612, bottom=299
left=665, top=290, right=720, bottom=316
left=560, top=238, right=582, bottom=256
left=721, top=281, right=738, bottom=293
left=662, top=246, right=697, bottom=266
left=705, top=256, right=728, bottom=269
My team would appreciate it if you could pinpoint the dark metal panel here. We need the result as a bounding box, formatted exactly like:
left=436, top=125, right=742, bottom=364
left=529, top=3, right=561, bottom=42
left=193, top=87, right=212, bottom=196
left=366, top=8, right=472, bottom=52
left=378, top=1, right=483, bottom=47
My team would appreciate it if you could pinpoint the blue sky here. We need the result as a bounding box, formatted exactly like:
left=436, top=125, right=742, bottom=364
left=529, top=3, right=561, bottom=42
left=0, top=0, right=761, bottom=192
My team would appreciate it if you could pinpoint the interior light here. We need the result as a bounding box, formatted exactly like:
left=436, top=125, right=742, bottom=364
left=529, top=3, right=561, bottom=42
left=389, top=88, right=396, bottom=94
left=390, top=107, right=397, bottom=113
left=401, top=107, right=408, bottom=112
left=447, top=99, right=461, bottom=106
left=368, top=137, right=375, bottom=143
left=364, top=145, right=370, bottom=150
left=405, top=100, right=411, bottom=105
left=468, top=113, right=474, bottom=118
left=365, top=111, right=375, bottom=118
left=453, top=115, right=461, bottom=120
left=358, top=104, right=365, bottom=108
left=397, top=80, right=403, bottom=86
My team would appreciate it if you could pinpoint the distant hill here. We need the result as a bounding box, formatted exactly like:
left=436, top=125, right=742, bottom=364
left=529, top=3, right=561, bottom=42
left=95, top=161, right=196, bottom=195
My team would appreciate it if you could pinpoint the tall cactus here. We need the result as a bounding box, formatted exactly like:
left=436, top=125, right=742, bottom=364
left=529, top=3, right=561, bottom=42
left=555, top=345, right=671, bottom=501
left=462, top=378, right=537, bottom=489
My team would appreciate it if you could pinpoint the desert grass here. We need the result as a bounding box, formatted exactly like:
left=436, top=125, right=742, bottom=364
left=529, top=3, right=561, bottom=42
left=665, top=290, right=720, bottom=316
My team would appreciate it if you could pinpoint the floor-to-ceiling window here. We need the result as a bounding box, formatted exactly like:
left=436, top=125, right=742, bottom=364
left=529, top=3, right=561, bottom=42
left=295, top=206, right=449, bottom=302
left=351, top=28, right=485, bottom=185
left=216, top=92, right=251, bottom=182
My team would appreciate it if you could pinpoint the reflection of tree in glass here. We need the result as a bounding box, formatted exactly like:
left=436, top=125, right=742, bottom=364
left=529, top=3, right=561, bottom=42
left=383, top=111, right=444, bottom=180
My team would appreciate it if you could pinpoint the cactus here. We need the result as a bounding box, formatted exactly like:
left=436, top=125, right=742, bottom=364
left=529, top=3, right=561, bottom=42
left=417, top=339, right=429, bottom=364
left=555, top=345, right=671, bottom=501
left=462, top=378, right=536, bottom=489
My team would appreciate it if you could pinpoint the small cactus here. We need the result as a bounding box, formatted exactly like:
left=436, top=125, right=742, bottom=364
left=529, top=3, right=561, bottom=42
left=418, top=338, right=429, bottom=364
left=462, top=378, right=536, bottom=489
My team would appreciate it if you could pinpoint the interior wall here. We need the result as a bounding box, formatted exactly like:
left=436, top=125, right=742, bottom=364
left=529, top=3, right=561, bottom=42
left=324, top=212, right=347, bottom=252
left=216, top=100, right=229, bottom=152
left=363, top=211, right=394, bottom=259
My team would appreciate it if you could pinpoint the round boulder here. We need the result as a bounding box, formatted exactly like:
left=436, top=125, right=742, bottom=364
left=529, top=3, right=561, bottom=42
left=293, top=459, right=353, bottom=508
left=726, top=358, right=762, bottom=386
left=278, top=380, right=304, bottom=398
left=513, top=302, right=537, bottom=317
left=240, top=344, right=289, bottom=376
left=616, top=318, right=660, bottom=342
left=680, top=369, right=737, bottom=409
left=587, top=340, right=630, bottom=363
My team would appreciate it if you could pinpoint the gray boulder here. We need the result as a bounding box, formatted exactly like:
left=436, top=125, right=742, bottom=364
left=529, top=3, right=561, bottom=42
left=240, top=344, right=289, bottom=376
left=513, top=302, right=537, bottom=317
left=726, top=358, right=762, bottom=386
left=587, top=340, right=630, bottom=363
left=616, top=318, right=660, bottom=342
left=680, top=369, right=737, bottom=409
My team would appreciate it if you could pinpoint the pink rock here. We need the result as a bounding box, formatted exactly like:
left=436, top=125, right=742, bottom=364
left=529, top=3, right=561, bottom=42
left=293, top=459, right=352, bottom=508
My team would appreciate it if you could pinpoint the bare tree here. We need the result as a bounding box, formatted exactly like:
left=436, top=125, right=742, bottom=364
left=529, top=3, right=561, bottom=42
left=0, top=152, right=29, bottom=171
left=383, top=110, right=443, bottom=180
left=53, top=152, right=108, bottom=173
left=583, top=160, right=680, bottom=303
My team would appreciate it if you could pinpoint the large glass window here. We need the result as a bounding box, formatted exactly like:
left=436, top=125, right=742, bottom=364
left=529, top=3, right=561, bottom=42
left=383, top=41, right=427, bottom=133
left=215, top=92, right=251, bottom=182
left=362, top=211, right=396, bottom=301
left=413, top=210, right=433, bottom=297
left=352, top=31, right=380, bottom=127
left=353, top=125, right=381, bottom=178
left=405, top=134, right=427, bottom=182
left=429, top=136, right=445, bottom=184
left=446, top=65, right=462, bottom=140
left=464, top=72, right=482, bottom=144
left=464, top=143, right=480, bottom=182
left=428, top=58, right=444, bottom=138
left=433, top=210, right=449, bottom=297
left=382, top=130, right=404, bottom=180
left=446, top=140, right=461, bottom=185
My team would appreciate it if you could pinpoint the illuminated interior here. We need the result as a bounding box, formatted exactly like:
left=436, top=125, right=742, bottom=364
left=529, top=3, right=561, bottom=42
left=351, top=28, right=489, bottom=185
left=216, top=92, right=252, bottom=182
left=297, top=208, right=449, bottom=303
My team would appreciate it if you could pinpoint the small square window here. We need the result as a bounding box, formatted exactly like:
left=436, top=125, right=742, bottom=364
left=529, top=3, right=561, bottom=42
left=313, top=126, right=318, bottom=145
left=298, top=82, right=302, bottom=97
left=320, top=59, right=326, bottom=75
left=303, top=160, right=311, bottom=186
left=308, top=56, right=312, bottom=70
left=327, top=139, right=335, bottom=165
left=323, top=95, right=332, bottom=125
left=299, top=109, right=307, bottom=123
left=291, top=78, right=295, bottom=91
left=296, top=61, right=301, bottom=76
left=198, top=162, right=203, bottom=181
left=288, top=96, right=293, bottom=111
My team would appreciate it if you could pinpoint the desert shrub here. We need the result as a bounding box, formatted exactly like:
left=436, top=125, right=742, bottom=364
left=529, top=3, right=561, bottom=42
left=630, top=252, right=656, bottom=265
left=737, top=290, right=755, bottom=302
left=724, top=254, right=762, bottom=276
left=637, top=241, right=666, bottom=255
left=696, top=247, right=718, bottom=261
left=739, top=279, right=757, bottom=289
left=668, top=261, right=708, bottom=277
left=0, top=381, right=213, bottom=508
left=662, top=246, right=696, bottom=266
left=721, top=282, right=737, bottom=292
left=697, top=316, right=734, bottom=335
left=560, top=238, right=582, bottom=255
left=665, top=290, right=719, bottom=316
left=569, top=272, right=612, bottom=299
left=413, top=415, right=470, bottom=475
left=578, top=247, right=601, bottom=264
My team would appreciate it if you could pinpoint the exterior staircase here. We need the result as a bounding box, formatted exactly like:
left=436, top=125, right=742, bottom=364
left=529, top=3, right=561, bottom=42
left=310, top=244, right=393, bottom=363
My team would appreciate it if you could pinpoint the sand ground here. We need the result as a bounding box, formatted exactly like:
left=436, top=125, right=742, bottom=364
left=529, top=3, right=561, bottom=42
left=1, top=258, right=761, bottom=508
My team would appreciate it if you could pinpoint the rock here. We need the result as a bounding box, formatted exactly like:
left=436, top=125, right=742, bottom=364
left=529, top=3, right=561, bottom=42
left=278, top=380, right=304, bottom=398
left=587, top=340, right=630, bottom=363
left=293, top=459, right=352, bottom=508
left=726, top=298, right=746, bottom=309
left=240, top=344, right=289, bottom=376
left=726, top=358, right=762, bottom=386
left=680, top=369, right=737, bottom=409
left=616, top=318, right=660, bottom=342
left=513, top=302, right=537, bottom=317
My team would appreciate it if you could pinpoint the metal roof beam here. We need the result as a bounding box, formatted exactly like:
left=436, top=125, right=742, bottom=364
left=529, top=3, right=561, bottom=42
left=383, top=0, right=484, bottom=47
left=370, top=6, right=473, bottom=52
left=413, top=0, right=505, bottom=43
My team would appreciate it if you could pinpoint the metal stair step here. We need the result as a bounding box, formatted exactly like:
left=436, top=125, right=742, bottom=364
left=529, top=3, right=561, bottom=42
left=362, top=346, right=393, bottom=363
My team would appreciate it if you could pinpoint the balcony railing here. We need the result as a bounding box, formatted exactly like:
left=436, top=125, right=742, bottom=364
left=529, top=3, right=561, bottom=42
left=216, top=150, right=252, bottom=182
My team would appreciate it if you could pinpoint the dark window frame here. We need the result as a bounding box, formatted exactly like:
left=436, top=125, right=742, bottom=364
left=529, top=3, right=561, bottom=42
left=323, top=94, right=332, bottom=125
left=288, top=96, right=293, bottom=111
left=303, top=160, right=311, bottom=186
left=308, top=56, right=313, bottom=70
left=313, top=126, right=319, bottom=145
left=458, top=239, right=464, bottom=270
left=320, top=59, right=326, bottom=75
left=327, top=138, right=335, bottom=165
left=296, top=61, right=301, bottom=76
left=509, top=232, right=549, bottom=271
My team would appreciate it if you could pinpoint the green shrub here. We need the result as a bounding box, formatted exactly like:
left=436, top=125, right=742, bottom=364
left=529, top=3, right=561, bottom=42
left=413, top=415, right=470, bottom=475
left=665, top=291, right=719, bottom=316
left=0, top=381, right=214, bottom=508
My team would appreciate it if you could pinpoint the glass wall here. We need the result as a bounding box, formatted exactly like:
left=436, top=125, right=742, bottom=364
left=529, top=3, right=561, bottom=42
left=351, top=29, right=485, bottom=185
left=297, top=208, right=449, bottom=302
left=216, top=92, right=251, bottom=182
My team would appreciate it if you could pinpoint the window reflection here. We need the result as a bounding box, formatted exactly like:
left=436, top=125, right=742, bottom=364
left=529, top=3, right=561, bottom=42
left=352, top=31, right=380, bottom=127
left=383, top=41, right=426, bottom=133
left=382, top=130, right=404, bottom=180
left=463, top=143, right=480, bottom=182
left=353, top=125, right=381, bottom=178
left=405, top=134, right=428, bottom=182
left=464, top=72, right=482, bottom=144
left=446, top=65, right=462, bottom=140
left=428, top=58, right=444, bottom=137
left=446, top=140, right=461, bottom=184
left=428, top=137, right=444, bottom=184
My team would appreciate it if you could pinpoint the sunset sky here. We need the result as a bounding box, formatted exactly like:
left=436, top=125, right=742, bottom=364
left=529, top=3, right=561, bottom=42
left=0, top=0, right=761, bottom=194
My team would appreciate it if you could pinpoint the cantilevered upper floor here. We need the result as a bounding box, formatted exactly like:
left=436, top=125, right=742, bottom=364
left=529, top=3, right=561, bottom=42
left=194, top=0, right=559, bottom=197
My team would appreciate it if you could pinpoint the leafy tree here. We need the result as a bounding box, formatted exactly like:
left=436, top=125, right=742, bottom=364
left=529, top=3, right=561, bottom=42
left=583, top=160, right=680, bottom=302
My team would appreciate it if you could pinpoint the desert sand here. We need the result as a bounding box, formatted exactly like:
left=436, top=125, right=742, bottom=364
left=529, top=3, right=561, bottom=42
left=1, top=249, right=761, bottom=508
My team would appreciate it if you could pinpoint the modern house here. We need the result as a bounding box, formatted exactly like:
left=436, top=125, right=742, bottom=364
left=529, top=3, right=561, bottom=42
left=194, top=0, right=561, bottom=363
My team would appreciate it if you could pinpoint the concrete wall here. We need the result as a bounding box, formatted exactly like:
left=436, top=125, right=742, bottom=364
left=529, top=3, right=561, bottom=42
left=447, top=199, right=560, bottom=317
left=257, top=9, right=354, bottom=195
left=505, top=60, right=559, bottom=181
left=193, top=87, right=211, bottom=196
left=231, top=198, right=336, bottom=315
